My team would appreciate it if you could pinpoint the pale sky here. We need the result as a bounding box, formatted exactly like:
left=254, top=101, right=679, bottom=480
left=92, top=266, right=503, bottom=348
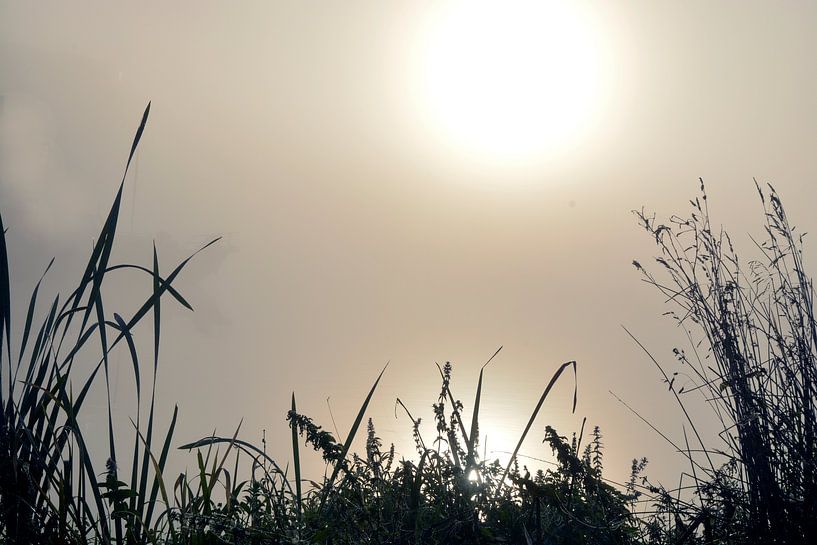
left=2, top=0, right=817, bottom=486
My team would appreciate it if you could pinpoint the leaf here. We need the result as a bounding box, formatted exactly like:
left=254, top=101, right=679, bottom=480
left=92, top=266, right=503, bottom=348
left=497, top=360, right=577, bottom=497
left=291, top=392, right=302, bottom=520
left=467, top=346, right=502, bottom=469
left=320, top=362, right=389, bottom=511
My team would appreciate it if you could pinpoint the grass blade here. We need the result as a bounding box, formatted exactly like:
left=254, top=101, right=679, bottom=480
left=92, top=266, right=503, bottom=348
left=144, top=405, right=179, bottom=531
left=291, top=393, right=302, bottom=521
left=0, top=211, right=11, bottom=405
left=467, top=346, right=502, bottom=467
left=320, top=362, right=389, bottom=510
left=497, top=360, right=577, bottom=496
left=17, top=258, right=54, bottom=369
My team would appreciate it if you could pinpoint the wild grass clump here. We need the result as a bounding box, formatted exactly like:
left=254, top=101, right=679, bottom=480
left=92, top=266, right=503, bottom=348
left=0, top=105, right=641, bottom=544
left=0, top=104, right=218, bottom=545
left=631, top=179, right=817, bottom=544
left=3, top=105, right=815, bottom=544
left=185, top=358, right=641, bottom=544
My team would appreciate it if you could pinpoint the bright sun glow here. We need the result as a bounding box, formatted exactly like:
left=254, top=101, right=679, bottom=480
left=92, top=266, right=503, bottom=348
left=417, top=0, right=604, bottom=162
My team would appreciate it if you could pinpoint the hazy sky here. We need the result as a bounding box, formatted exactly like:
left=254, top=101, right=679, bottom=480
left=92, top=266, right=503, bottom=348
left=2, top=0, right=817, bottom=486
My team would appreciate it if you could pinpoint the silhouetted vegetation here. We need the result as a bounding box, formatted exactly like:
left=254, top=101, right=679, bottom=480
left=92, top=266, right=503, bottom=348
left=1, top=107, right=814, bottom=544
left=629, top=179, right=817, bottom=544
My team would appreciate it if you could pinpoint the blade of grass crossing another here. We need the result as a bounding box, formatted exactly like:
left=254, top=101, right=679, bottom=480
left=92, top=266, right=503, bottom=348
left=136, top=244, right=162, bottom=539
left=113, top=313, right=143, bottom=521
left=320, top=362, right=389, bottom=511
left=179, top=436, right=290, bottom=488
left=497, top=360, right=577, bottom=497
left=144, top=405, right=179, bottom=532
left=134, top=419, right=178, bottom=544
left=17, top=258, right=54, bottom=369
left=64, top=101, right=149, bottom=368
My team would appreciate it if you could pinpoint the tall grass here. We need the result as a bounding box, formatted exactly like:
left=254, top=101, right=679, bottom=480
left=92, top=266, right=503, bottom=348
left=184, top=360, right=601, bottom=544
left=3, top=107, right=815, bottom=544
left=0, top=104, right=218, bottom=544
left=1, top=105, right=627, bottom=545
left=631, top=179, right=817, bottom=544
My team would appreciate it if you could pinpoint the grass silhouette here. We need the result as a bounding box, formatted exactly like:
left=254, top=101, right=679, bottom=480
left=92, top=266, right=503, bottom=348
left=1, top=107, right=815, bottom=544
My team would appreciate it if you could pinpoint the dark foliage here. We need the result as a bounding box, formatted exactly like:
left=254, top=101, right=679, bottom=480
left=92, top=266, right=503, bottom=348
left=632, top=179, right=817, bottom=544
left=2, top=109, right=814, bottom=545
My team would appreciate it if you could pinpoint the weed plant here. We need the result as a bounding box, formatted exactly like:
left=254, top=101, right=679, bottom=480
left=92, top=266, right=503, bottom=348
left=0, top=104, right=218, bottom=544
left=1, top=108, right=815, bottom=545
left=630, top=179, right=817, bottom=544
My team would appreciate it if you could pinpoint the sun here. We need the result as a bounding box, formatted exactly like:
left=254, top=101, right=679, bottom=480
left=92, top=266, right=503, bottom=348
left=416, top=0, right=604, bottom=162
